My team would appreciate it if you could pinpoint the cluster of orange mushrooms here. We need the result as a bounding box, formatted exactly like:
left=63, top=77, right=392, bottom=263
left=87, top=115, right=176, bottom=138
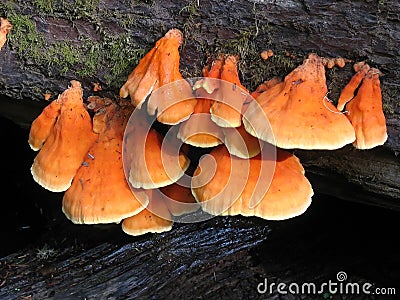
left=28, top=29, right=387, bottom=236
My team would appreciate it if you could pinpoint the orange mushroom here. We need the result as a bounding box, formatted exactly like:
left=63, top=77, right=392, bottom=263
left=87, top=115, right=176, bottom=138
left=192, top=54, right=224, bottom=93
left=122, top=189, right=173, bottom=236
left=243, top=53, right=356, bottom=150
left=160, top=175, right=200, bottom=216
left=346, top=68, right=388, bottom=149
left=178, top=61, right=225, bottom=148
left=337, top=62, right=370, bottom=111
left=177, top=87, right=225, bottom=147
left=222, top=101, right=262, bottom=158
left=209, top=55, right=250, bottom=127
left=62, top=101, right=148, bottom=224
left=0, top=17, right=12, bottom=51
left=29, top=98, right=62, bottom=151
left=260, top=49, right=274, bottom=60
left=123, top=110, right=190, bottom=189
left=119, top=29, right=197, bottom=125
left=192, top=145, right=313, bottom=220
left=30, top=81, right=98, bottom=192
left=250, top=77, right=282, bottom=100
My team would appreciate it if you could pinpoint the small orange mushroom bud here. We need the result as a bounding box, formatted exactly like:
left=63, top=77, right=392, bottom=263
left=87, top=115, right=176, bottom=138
left=334, top=57, right=346, bottom=68
left=260, top=49, right=274, bottom=60
left=43, top=93, right=52, bottom=101
left=92, top=82, right=102, bottom=92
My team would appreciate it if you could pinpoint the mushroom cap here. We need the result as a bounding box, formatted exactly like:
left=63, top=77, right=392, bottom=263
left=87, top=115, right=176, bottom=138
left=346, top=69, right=388, bottom=149
left=250, top=77, right=282, bottom=100
left=209, top=55, right=250, bottom=128
left=337, top=62, right=370, bottom=111
left=119, top=29, right=196, bottom=125
left=122, top=189, right=173, bottom=236
left=243, top=53, right=356, bottom=150
left=123, top=109, right=190, bottom=189
left=28, top=98, right=62, bottom=151
left=177, top=87, right=224, bottom=148
left=222, top=101, right=262, bottom=158
left=192, top=145, right=313, bottom=220
left=31, top=81, right=98, bottom=192
left=160, top=175, right=200, bottom=216
left=62, top=102, right=148, bottom=224
left=193, top=54, right=224, bottom=93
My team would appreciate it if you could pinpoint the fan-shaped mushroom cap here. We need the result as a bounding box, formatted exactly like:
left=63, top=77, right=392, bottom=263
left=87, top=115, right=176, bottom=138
left=177, top=86, right=224, bottom=148
left=122, top=189, right=173, bottom=236
left=209, top=55, right=250, bottom=128
left=119, top=29, right=197, bottom=125
left=250, top=77, right=282, bottom=100
left=29, top=98, right=62, bottom=151
left=123, top=110, right=190, bottom=189
left=337, top=62, right=370, bottom=111
left=160, top=175, right=200, bottom=216
left=243, top=53, right=356, bottom=150
left=62, top=101, right=148, bottom=224
left=346, top=69, right=387, bottom=149
left=192, top=145, right=313, bottom=220
left=222, top=101, right=262, bottom=158
left=31, top=81, right=98, bottom=192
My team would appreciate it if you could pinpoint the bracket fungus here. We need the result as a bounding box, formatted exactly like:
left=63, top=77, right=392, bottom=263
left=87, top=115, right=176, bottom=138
left=191, top=145, right=313, bottom=220
left=160, top=178, right=200, bottom=217
left=122, top=189, right=173, bottom=236
left=243, top=53, right=356, bottom=150
left=345, top=68, right=388, bottom=149
left=194, top=55, right=250, bottom=128
left=337, top=62, right=370, bottom=111
left=221, top=100, right=262, bottom=159
left=119, top=29, right=197, bottom=125
left=0, top=17, right=12, bottom=51
left=28, top=98, right=62, bottom=151
left=178, top=61, right=225, bottom=148
left=30, top=81, right=98, bottom=192
left=123, top=110, right=190, bottom=189
left=62, top=101, right=148, bottom=224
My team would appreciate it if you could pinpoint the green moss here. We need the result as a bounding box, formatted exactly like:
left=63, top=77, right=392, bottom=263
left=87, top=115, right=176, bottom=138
left=4, top=6, right=146, bottom=90
left=215, top=28, right=297, bottom=90
left=33, top=0, right=55, bottom=14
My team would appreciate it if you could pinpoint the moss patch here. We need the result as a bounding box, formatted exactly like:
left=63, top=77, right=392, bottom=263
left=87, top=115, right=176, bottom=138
left=0, top=1, right=146, bottom=91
